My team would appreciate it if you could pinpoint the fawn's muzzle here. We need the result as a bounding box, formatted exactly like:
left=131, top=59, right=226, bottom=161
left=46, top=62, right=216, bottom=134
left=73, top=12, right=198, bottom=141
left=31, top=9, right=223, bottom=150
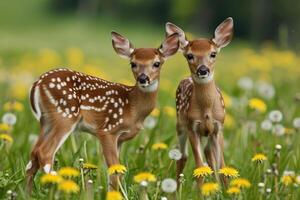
left=197, top=65, right=210, bottom=77
left=137, top=73, right=150, bottom=85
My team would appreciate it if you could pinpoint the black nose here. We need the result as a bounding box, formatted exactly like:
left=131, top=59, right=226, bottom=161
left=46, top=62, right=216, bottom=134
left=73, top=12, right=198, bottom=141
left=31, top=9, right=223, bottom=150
left=197, top=65, right=209, bottom=76
left=137, top=73, right=149, bottom=84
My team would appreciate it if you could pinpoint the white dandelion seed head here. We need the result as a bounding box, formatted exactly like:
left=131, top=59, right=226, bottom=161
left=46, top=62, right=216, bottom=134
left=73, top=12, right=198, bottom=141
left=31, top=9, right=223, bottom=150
left=143, top=116, right=157, bottom=129
left=140, top=180, right=148, bottom=187
left=261, top=119, right=273, bottom=131
left=266, top=188, right=272, bottom=193
left=293, top=117, right=300, bottom=129
left=7, top=190, right=12, bottom=195
left=79, top=158, right=84, bottom=162
left=275, top=144, right=282, bottom=150
left=88, top=179, right=93, bottom=184
left=268, top=110, right=283, bottom=123
left=256, top=81, right=275, bottom=99
left=266, top=169, right=272, bottom=174
left=2, top=113, right=17, bottom=126
left=161, top=197, right=168, bottom=200
left=168, top=149, right=182, bottom=161
left=161, top=178, right=177, bottom=193
left=272, top=124, right=285, bottom=136
left=258, top=182, right=265, bottom=188
left=237, top=76, right=253, bottom=90
left=179, top=173, right=184, bottom=178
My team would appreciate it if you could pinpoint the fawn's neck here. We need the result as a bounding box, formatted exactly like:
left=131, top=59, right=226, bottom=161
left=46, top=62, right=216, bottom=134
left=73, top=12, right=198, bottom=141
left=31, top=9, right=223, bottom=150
left=129, top=85, right=158, bottom=119
left=193, top=80, right=217, bottom=109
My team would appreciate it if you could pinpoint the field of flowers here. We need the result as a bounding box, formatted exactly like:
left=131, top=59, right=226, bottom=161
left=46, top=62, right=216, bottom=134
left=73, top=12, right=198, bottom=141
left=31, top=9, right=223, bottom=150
left=0, top=30, right=300, bottom=200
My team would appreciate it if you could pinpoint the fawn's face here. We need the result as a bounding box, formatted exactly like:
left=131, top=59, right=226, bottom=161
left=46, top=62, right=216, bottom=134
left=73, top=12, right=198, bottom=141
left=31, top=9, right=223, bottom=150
left=166, top=18, right=234, bottom=84
left=112, top=32, right=179, bottom=92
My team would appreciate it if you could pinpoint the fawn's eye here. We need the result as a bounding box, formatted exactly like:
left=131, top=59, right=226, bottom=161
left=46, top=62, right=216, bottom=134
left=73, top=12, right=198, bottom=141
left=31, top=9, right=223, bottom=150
left=187, top=53, right=194, bottom=61
left=153, top=62, right=160, bottom=68
left=130, top=62, right=137, bottom=68
left=210, top=52, right=217, bottom=58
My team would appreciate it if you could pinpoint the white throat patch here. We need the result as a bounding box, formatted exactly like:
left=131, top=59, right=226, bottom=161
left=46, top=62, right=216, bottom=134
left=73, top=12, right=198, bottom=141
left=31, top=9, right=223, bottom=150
left=138, top=79, right=159, bottom=92
left=192, top=72, right=214, bottom=84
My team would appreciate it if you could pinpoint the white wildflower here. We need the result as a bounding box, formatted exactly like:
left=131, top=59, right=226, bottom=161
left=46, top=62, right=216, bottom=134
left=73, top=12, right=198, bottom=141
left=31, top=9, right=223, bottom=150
left=168, top=149, right=182, bottom=161
left=161, top=197, right=168, bottom=200
left=256, top=81, right=275, bottom=99
left=140, top=180, right=148, bottom=187
left=258, top=182, right=265, bottom=188
left=275, top=144, right=282, bottom=150
left=268, top=110, right=283, bottom=123
left=293, top=117, right=300, bottom=129
left=261, top=119, right=272, bottom=131
left=272, top=124, right=285, bottom=136
left=143, top=116, right=157, bottom=129
left=161, top=178, right=177, bottom=193
left=238, top=77, right=253, bottom=90
left=2, top=113, right=17, bottom=126
left=266, top=188, right=272, bottom=193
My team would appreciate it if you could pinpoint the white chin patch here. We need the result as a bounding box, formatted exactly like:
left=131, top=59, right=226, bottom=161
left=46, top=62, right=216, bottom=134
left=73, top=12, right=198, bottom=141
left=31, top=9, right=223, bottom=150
left=138, top=79, right=159, bottom=92
left=192, top=72, right=214, bottom=84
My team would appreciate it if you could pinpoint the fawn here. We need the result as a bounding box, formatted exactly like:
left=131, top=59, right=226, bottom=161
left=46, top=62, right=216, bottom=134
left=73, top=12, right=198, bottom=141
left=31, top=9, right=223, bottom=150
left=165, top=18, right=234, bottom=185
left=26, top=31, right=179, bottom=191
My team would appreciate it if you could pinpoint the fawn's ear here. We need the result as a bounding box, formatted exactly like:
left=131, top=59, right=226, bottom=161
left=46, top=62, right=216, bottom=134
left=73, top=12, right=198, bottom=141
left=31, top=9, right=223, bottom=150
left=213, top=17, right=234, bottom=48
left=159, top=33, right=180, bottom=58
left=165, top=22, right=189, bottom=49
left=111, top=31, right=134, bottom=59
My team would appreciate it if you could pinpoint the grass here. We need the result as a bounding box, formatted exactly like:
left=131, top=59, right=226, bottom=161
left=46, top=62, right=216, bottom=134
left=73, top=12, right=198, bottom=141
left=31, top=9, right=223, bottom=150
left=0, top=7, right=300, bottom=200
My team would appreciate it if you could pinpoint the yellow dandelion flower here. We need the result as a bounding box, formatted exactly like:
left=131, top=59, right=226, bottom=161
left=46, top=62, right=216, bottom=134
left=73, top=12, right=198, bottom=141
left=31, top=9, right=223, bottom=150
left=106, top=191, right=123, bottom=200
left=133, top=172, right=156, bottom=183
left=224, top=114, right=234, bottom=128
left=58, top=167, right=80, bottom=177
left=58, top=180, right=80, bottom=193
left=284, top=128, right=294, bottom=135
left=41, top=174, right=63, bottom=184
left=163, top=106, right=176, bottom=117
left=150, top=108, right=160, bottom=117
left=251, top=153, right=267, bottom=163
left=107, top=164, right=127, bottom=175
left=282, top=175, right=293, bottom=186
left=248, top=98, right=267, bottom=113
left=193, top=166, right=214, bottom=178
left=0, top=134, right=13, bottom=143
left=230, top=178, right=251, bottom=188
left=219, top=167, right=239, bottom=178
left=151, top=142, right=168, bottom=150
left=0, top=123, right=10, bottom=132
left=222, top=92, right=232, bottom=108
left=227, top=186, right=241, bottom=195
left=82, top=163, right=98, bottom=170
left=201, top=182, right=219, bottom=196
left=3, top=101, right=24, bottom=112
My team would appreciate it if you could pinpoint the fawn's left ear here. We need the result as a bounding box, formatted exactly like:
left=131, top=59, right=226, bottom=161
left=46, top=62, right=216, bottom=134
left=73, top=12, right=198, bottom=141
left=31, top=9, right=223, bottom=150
left=159, top=33, right=180, bottom=58
left=213, top=17, right=234, bottom=48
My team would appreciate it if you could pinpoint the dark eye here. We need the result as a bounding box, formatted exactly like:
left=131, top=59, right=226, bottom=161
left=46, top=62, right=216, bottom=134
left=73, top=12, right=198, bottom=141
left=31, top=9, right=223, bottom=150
left=210, top=52, right=217, bottom=58
left=187, top=54, right=194, bottom=61
left=130, top=62, right=137, bottom=68
left=153, top=62, right=160, bottom=68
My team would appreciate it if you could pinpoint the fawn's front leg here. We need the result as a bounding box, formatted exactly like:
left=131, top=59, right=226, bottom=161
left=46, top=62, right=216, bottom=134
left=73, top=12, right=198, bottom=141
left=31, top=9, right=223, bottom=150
left=98, top=134, right=120, bottom=190
left=204, top=122, right=227, bottom=186
left=187, top=127, right=205, bottom=186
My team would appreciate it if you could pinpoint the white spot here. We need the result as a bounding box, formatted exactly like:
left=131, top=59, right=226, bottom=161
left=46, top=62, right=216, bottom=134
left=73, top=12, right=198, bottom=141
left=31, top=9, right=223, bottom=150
left=43, top=164, right=51, bottom=174
left=113, top=113, right=118, bottom=118
left=49, top=83, right=55, bottom=88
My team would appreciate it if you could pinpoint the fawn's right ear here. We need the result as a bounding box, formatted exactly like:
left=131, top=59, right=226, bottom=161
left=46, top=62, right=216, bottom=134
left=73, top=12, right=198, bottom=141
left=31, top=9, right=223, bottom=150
left=165, top=22, right=189, bottom=49
left=111, top=31, right=134, bottom=59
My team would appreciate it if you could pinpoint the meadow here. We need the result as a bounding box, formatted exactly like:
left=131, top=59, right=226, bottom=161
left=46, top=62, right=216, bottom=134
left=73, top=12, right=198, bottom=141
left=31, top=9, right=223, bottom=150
left=1, top=15, right=300, bottom=200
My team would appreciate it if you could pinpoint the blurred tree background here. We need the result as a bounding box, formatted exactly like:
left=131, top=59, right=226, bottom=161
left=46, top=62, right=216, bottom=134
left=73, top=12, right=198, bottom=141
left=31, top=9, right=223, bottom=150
left=48, top=0, right=300, bottom=50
